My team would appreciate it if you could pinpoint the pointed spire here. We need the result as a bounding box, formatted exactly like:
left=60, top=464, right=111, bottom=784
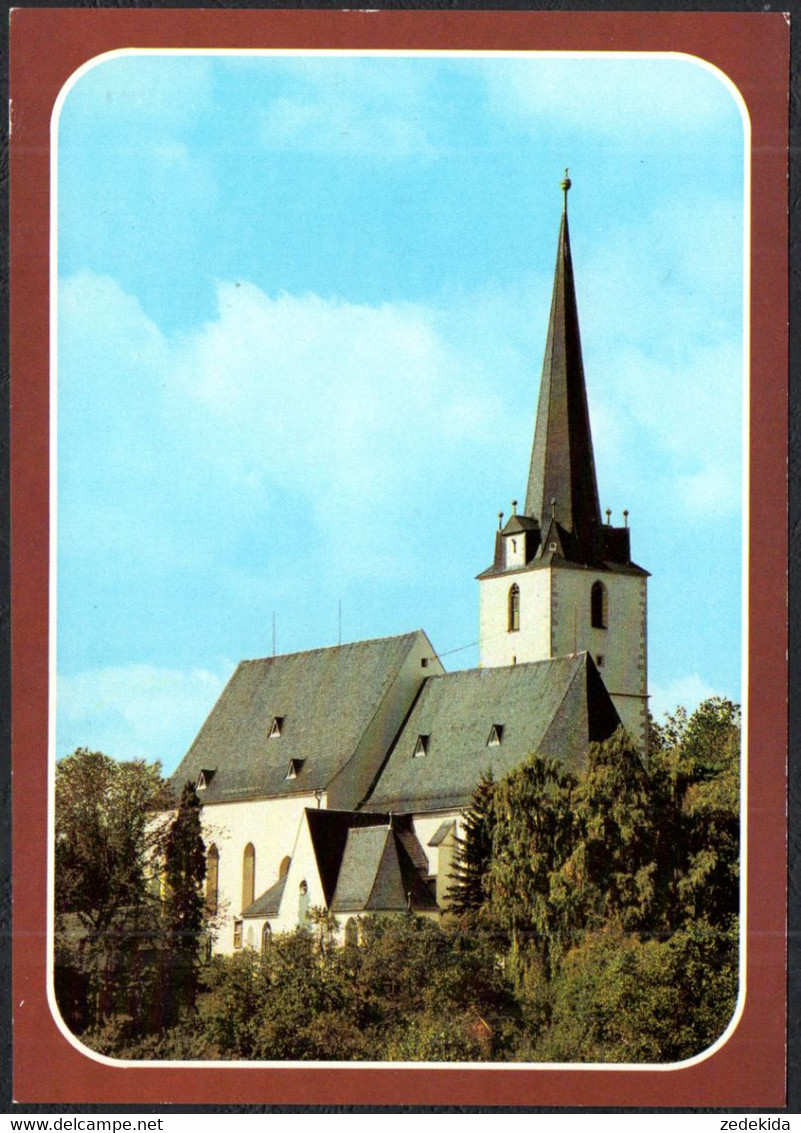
left=524, top=174, right=601, bottom=560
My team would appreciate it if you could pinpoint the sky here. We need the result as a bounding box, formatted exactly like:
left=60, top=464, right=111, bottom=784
left=55, top=52, right=746, bottom=774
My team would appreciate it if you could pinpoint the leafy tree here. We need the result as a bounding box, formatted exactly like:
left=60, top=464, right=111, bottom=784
left=485, top=754, right=577, bottom=974
left=534, top=920, right=738, bottom=1063
left=649, top=698, right=740, bottom=930
left=447, top=771, right=495, bottom=915
left=161, top=780, right=207, bottom=1025
left=54, top=749, right=169, bottom=1026
left=555, top=728, right=657, bottom=936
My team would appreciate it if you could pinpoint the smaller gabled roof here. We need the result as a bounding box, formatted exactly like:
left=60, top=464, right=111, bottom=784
left=502, top=514, right=540, bottom=535
left=330, top=824, right=438, bottom=914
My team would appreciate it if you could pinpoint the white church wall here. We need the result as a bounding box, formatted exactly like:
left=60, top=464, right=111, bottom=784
left=272, top=810, right=328, bottom=935
left=408, top=811, right=462, bottom=877
left=200, top=792, right=323, bottom=955
left=478, top=568, right=551, bottom=668
left=327, top=631, right=444, bottom=810
left=551, top=571, right=648, bottom=750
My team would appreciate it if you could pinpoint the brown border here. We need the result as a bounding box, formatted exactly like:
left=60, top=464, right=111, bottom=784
left=10, top=9, right=789, bottom=1107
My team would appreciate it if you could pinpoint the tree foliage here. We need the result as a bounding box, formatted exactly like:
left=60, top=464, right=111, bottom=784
left=57, top=698, right=740, bottom=1064
left=446, top=771, right=495, bottom=915
left=54, top=749, right=170, bottom=1028
left=161, top=780, right=207, bottom=1024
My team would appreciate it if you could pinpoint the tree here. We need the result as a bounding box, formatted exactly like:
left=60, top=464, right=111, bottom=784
left=534, top=920, right=738, bottom=1063
left=649, top=698, right=740, bottom=930
left=161, top=780, right=207, bottom=1025
left=446, top=771, right=495, bottom=915
left=485, top=754, right=577, bottom=974
left=555, top=728, right=657, bottom=936
left=54, top=749, right=169, bottom=1027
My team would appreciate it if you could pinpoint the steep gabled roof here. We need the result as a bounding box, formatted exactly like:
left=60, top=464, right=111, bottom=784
left=305, top=807, right=390, bottom=904
left=362, top=653, right=620, bottom=814
left=330, top=824, right=438, bottom=914
left=169, top=632, right=427, bottom=804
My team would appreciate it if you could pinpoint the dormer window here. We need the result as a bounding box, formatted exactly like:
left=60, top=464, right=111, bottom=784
left=413, top=734, right=429, bottom=758
left=487, top=724, right=503, bottom=747
left=285, top=758, right=304, bottom=780
left=269, top=716, right=284, bottom=738
left=196, top=768, right=216, bottom=791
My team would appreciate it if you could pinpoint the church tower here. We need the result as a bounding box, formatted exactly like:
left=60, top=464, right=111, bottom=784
left=477, top=175, right=649, bottom=751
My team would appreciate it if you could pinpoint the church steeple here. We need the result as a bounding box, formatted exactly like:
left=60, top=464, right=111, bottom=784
left=524, top=172, right=602, bottom=561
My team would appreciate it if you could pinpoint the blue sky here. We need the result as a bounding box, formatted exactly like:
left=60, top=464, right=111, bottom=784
left=55, top=52, right=745, bottom=773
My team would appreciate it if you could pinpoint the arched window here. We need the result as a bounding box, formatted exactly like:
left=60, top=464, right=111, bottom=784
left=262, top=922, right=272, bottom=953
left=278, top=855, right=291, bottom=880
left=508, top=584, right=520, bottom=632
left=242, top=843, right=255, bottom=910
left=298, top=879, right=310, bottom=927
left=205, top=844, right=219, bottom=915
left=591, top=581, right=608, bottom=629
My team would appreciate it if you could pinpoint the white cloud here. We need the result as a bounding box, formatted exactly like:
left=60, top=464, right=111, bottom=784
left=57, top=663, right=233, bottom=772
left=169, top=281, right=514, bottom=574
left=648, top=673, right=728, bottom=722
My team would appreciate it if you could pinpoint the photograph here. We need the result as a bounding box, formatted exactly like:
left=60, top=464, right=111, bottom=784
left=8, top=7, right=788, bottom=1109
left=51, top=48, right=745, bottom=1065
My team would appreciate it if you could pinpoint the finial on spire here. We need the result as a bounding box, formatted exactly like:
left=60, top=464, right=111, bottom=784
left=561, top=168, right=571, bottom=209
left=605, top=508, right=611, bottom=526
left=623, top=509, right=629, bottom=528
left=511, top=499, right=518, bottom=515
left=498, top=511, right=504, bottom=530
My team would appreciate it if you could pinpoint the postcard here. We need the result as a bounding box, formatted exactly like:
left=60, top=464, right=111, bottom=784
left=9, top=7, right=789, bottom=1108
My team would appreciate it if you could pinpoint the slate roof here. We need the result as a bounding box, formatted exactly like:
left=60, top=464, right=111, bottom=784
left=363, top=653, right=620, bottom=814
left=478, top=183, right=647, bottom=579
left=169, top=632, right=425, bottom=804
left=237, top=808, right=435, bottom=919
left=241, top=875, right=286, bottom=919
left=525, top=188, right=602, bottom=556
left=330, top=824, right=438, bottom=914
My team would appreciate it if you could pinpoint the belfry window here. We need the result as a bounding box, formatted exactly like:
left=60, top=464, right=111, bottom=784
left=591, top=581, right=608, bottom=629
left=508, top=584, right=520, bottom=632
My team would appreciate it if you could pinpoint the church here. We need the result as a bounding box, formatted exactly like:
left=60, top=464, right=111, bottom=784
left=169, top=175, right=649, bottom=954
